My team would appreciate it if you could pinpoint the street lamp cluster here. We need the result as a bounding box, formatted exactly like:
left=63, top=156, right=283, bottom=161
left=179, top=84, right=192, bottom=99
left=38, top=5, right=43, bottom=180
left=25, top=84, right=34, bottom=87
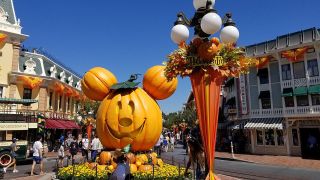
left=171, top=0, right=240, bottom=44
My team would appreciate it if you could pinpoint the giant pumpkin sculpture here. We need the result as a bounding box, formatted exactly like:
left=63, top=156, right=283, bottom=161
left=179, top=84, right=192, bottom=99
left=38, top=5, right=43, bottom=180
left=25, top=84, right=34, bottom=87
left=82, top=66, right=178, bottom=151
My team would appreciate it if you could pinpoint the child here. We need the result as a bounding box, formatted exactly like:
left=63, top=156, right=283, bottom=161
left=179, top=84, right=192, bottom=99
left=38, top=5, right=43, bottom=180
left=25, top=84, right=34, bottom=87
left=58, top=142, right=64, bottom=168
left=163, top=137, right=169, bottom=152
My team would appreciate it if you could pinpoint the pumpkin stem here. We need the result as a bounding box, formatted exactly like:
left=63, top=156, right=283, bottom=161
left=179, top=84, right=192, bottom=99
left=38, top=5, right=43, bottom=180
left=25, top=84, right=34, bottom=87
left=110, top=74, right=141, bottom=90
left=128, top=74, right=141, bottom=82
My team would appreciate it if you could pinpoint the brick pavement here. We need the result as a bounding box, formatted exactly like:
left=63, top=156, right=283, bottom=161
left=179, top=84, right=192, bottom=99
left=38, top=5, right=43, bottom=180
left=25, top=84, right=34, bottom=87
left=216, top=151, right=320, bottom=170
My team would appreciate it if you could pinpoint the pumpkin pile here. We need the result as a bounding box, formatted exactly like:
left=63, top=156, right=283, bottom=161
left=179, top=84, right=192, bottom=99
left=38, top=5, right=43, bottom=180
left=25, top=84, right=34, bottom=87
left=81, top=65, right=178, bottom=151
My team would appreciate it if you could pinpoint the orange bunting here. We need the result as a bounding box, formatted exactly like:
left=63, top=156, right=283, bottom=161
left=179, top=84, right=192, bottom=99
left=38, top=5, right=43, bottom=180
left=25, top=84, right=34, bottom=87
left=281, top=47, right=308, bottom=62
left=64, top=86, right=74, bottom=97
left=18, top=76, right=43, bottom=89
left=54, top=82, right=65, bottom=94
left=0, top=33, right=7, bottom=49
left=256, top=56, right=270, bottom=69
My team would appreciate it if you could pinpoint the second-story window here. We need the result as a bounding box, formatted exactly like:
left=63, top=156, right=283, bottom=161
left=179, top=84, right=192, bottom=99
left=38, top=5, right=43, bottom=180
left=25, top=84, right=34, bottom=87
left=296, top=95, right=309, bottom=106
left=281, top=64, right=291, bottom=80
left=284, top=97, right=294, bottom=107
left=23, top=88, right=32, bottom=99
left=293, top=61, right=306, bottom=79
left=311, top=94, right=320, bottom=105
left=259, top=91, right=271, bottom=109
left=49, top=92, right=53, bottom=108
left=257, top=68, right=269, bottom=84
left=307, top=59, right=319, bottom=77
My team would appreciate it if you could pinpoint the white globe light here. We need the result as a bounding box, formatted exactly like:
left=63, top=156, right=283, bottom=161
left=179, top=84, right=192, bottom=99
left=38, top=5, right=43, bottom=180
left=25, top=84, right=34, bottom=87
left=200, top=12, right=222, bottom=35
left=193, top=0, right=215, bottom=10
left=220, top=26, right=240, bottom=43
left=171, top=24, right=189, bottom=44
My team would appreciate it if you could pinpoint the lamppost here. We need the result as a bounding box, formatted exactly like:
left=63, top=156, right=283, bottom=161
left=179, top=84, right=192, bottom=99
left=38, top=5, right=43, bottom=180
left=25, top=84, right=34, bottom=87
left=168, top=1, right=240, bottom=179
left=170, top=0, right=239, bottom=44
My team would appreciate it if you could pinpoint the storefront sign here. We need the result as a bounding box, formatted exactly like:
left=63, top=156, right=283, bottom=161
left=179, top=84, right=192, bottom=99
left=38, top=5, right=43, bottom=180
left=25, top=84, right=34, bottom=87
left=239, top=75, right=247, bottom=114
left=29, top=123, right=38, bottom=129
left=0, top=123, right=28, bottom=130
left=0, top=140, right=28, bottom=147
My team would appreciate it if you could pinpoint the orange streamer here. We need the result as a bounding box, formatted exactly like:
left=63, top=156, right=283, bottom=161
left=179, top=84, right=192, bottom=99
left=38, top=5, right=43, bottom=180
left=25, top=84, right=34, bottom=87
left=0, top=33, right=7, bottom=49
left=65, top=86, right=74, bottom=97
left=281, top=47, right=308, bottom=62
left=190, top=69, right=224, bottom=180
left=18, top=76, right=43, bottom=89
left=54, top=82, right=65, bottom=94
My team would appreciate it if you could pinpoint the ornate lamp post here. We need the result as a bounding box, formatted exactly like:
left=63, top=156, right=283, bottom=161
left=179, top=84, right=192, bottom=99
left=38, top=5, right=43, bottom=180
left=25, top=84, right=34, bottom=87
left=167, top=1, right=243, bottom=179
left=171, top=0, right=239, bottom=44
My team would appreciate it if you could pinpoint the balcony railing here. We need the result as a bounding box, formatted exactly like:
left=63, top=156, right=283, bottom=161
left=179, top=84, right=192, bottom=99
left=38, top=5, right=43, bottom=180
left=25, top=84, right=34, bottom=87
left=282, top=76, right=320, bottom=88
left=249, top=106, right=320, bottom=118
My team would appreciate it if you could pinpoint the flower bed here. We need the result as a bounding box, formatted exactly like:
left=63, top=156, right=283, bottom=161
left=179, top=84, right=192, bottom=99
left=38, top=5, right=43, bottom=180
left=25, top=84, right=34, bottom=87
left=57, top=163, right=187, bottom=180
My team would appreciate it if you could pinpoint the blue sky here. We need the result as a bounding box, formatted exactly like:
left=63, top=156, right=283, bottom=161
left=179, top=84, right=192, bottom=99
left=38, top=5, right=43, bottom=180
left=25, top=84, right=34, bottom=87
left=15, top=0, right=320, bottom=113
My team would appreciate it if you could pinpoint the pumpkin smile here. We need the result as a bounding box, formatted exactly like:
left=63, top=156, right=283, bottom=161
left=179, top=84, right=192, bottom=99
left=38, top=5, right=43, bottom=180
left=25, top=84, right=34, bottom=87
left=107, top=120, right=146, bottom=139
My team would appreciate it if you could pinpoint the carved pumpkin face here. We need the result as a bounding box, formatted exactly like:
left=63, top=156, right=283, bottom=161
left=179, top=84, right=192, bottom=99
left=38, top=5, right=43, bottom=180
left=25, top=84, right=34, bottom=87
left=96, top=87, right=162, bottom=151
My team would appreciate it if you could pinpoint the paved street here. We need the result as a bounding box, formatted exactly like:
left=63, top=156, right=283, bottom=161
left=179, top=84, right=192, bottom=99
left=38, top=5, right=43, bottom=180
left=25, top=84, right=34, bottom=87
left=2, top=145, right=320, bottom=180
left=161, top=145, right=320, bottom=180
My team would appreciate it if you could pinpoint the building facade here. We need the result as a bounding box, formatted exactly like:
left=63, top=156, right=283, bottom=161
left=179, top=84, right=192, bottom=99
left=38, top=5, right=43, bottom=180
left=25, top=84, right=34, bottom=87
left=0, top=0, right=82, bottom=150
left=224, top=27, right=320, bottom=159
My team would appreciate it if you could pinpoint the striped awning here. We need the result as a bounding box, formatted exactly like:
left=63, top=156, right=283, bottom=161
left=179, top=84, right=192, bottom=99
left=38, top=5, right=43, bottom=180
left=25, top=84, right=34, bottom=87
left=228, top=120, right=248, bottom=130
left=244, top=117, right=284, bottom=130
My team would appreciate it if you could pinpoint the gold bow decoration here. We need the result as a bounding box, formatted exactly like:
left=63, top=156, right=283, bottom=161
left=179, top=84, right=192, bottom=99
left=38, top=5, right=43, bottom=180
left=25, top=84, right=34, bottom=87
left=18, top=76, right=43, bottom=89
left=256, top=56, right=271, bottom=69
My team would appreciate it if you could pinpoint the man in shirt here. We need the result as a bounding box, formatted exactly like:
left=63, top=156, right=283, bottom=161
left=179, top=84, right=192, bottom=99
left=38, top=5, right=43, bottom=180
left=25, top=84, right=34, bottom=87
left=90, top=134, right=100, bottom=162
left=31, top=135, right=44, bottom=176
left=81, top=134, right=89, bottom=163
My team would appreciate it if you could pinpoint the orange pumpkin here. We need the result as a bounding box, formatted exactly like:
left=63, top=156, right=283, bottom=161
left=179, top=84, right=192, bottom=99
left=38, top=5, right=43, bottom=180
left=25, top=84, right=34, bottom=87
left=143, top=65, right=178, bottom=100
left=81, top=67, right=117, bottom=101
left=99, top=151, right=112, bottom=165
left=130, top=164, right=138, bottom=173
left=138, top=165, right=153, bottom=172
left=96, top=88, right=162, bottom=151
left=135, top=161, right=142, bottom=167
left=198, top=41, right=217, bottom=60
left=126, top=153, right=136, bottom=164
left=111, top=159, right=117, bottom=169
left=88, top=162, right=97, bottom=170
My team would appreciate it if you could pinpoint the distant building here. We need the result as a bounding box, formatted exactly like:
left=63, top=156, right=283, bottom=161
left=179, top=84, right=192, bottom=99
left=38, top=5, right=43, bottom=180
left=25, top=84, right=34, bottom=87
left=225, top=27, right=320, bottom=159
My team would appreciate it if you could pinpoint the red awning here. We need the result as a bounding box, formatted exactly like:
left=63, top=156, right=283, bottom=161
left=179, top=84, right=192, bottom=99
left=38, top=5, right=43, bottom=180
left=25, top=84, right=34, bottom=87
left=45, top=119, right=80, bottom=129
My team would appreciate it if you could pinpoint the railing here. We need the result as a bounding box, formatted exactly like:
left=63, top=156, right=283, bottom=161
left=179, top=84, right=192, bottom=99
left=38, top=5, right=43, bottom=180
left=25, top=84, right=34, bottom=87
left=282, top=77, right=320, bottom=88
left=282, top=80, right=292, bottom=88
left=294, top=78, right=307, bottom=87
left=249, top=106, right=320, bottom=117
left=309, top=76, right=320, bottom=86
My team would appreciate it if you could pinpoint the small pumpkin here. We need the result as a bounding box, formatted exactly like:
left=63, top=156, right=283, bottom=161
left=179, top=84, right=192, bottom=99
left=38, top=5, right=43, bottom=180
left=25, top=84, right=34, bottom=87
left=99, top=151, right=112, bottom=165
left=108, top=165, right=114, bottom=171
left=97, top=87, right=162, bottom=151
left=198, top=41, right=217, bottom=60
left=138, top=165, right=153, bottom=172
left=157, top=159, right=163, bottom=167
left=126, top=153, right=136, bottom=164
left=143, top=65, right=178, bottom=100
left=130, top=164, right=138, bottom=173
left=135, top=161, right=142, bottom=167
left=88, top=162, right=97, bottom=170
left=111, top=160, right=117, bottom=169
left=81, top=67, right=117, bottom=101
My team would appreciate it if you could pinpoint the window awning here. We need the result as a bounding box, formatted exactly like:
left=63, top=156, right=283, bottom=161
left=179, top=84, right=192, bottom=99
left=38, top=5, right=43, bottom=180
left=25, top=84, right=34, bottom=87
left=0, top=98, right=38, bottom=105
left=45, top=119, right=80, bottom=129
left=225, top=97, right=236, bottom=105
left=308, top=85, right=320, bottom=94
left=293, top=86, right=308, bottom=96
left=244, top=117, right=284, bottom=130
left=258, top=91, right=270, bottom=99
left=282, top=88, right=293, bottom=97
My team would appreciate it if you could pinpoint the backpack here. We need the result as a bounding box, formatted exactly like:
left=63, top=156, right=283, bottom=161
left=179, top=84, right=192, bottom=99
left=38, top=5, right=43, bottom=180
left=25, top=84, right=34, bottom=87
left=70, top=142, right=78, bottom=155
left=78, top=141, right=83, bottom=149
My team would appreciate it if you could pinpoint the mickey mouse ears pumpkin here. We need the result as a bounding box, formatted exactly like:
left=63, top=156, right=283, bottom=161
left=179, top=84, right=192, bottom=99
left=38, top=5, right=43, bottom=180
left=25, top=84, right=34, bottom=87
left=81, top=67, right=117, bottom=101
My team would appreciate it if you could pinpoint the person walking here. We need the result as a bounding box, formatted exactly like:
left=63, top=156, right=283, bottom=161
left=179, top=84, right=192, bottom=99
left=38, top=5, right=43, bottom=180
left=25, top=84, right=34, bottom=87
left=91, top=134, right=99, bottom=162
left=154, top=136, right=162, bottom=156
left=31, top=135, right=44, bottom=176
left=3, top=138, right=19, bottom=173
left=163, top=135, right=169, bottom=152
left=81, top=134, right=89, bottom=163
left=69, top=136, right=78, bottom=165
left=57, top=142, right=65, bottom=168
left=170, top=134, right=175, bottom=151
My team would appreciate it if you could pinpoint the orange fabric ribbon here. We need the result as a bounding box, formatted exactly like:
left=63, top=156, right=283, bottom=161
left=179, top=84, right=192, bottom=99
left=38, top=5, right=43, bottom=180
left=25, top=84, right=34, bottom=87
left=0, top=33, right=7, bottom=49
left=281, top=47, right=308, bottom=62
left=190, top=69, right=224, bottom=180
left=65, top=86, right=74, bottom=97
left=18, top=76, right=43, bottom=89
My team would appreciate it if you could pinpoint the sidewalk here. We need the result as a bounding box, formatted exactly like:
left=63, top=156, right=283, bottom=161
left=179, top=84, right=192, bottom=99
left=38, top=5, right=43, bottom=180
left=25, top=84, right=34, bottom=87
left=12, top=173, right=55, bottom=180
left=216, top=151, right=320, bottom=170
